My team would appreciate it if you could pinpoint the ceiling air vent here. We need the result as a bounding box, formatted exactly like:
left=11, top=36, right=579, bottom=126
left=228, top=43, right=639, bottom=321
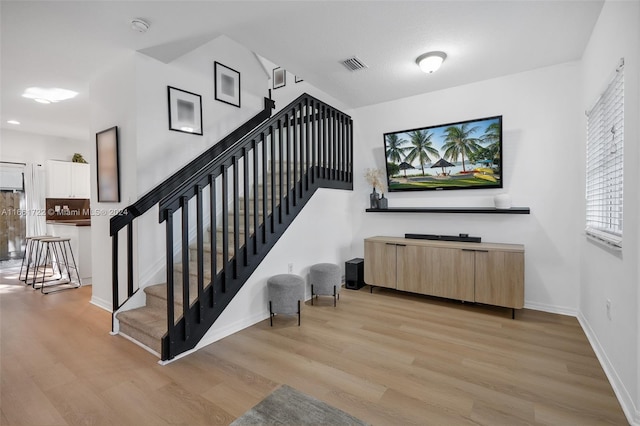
left=341, top=56, right=368, bottom=71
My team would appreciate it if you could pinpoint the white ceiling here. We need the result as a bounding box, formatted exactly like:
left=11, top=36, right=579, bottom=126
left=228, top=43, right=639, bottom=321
left=1, top=1, right=604, bottom=141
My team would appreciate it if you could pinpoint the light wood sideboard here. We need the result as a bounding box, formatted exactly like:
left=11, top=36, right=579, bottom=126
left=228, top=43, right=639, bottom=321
left=364, top=236, right=524, bottom=317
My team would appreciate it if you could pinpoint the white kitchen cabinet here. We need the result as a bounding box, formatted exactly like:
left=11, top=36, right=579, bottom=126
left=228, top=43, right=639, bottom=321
left=47, top=160, right=90, bottom=198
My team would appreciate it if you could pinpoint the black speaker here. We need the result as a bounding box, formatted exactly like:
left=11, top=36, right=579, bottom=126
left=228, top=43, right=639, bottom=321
left=345, top=258, right=364, bottom=290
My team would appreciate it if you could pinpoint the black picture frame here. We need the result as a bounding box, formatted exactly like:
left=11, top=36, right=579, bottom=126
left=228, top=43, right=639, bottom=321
left=167, top=86, right=203, bottom=135
left=214, top=61, right=241, bottom=108
left=96, top=126, right=121, bottom=203
left=273, top=67, right=286, bottom=89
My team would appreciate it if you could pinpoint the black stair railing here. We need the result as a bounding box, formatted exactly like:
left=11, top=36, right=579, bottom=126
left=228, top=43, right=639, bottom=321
left=110, top=97, right=275, bottom=317
left=111, top=93, right=353, bottom=361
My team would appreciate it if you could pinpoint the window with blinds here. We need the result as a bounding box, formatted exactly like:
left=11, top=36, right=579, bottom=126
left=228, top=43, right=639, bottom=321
left=585, top=58, right=624, bottom=248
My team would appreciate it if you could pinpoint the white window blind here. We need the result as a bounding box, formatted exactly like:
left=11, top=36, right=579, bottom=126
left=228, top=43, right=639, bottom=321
left=585, top=58, right=624, bottom=248
left=0, top=164, right=25, bottom=191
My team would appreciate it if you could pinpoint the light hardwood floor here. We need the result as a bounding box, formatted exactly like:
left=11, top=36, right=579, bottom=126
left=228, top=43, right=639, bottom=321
left=0, top=265, right=627, bottom=425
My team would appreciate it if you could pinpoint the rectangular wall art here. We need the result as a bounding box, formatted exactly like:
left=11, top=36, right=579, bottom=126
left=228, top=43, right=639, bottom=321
left=167, top=86, right=203, bottom=135
left=273, top=67, right=286, bottom=89
left=214, top=61, right=241, bottom=108
left=96, top=126, right=121, bottom=202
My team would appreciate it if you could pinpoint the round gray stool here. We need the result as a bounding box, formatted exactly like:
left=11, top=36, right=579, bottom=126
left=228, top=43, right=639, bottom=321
left=267, top=274, right=305, bottom=326
left=310, top=263, right=341, bottom=307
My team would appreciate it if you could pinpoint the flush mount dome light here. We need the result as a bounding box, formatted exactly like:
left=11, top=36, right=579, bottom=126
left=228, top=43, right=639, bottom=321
left=22, top=87, right=78, bottom=104
left=416, top=51, right=447, bottom=74
left=131, top=18, right=150, bottom=33
left=7, top=120, right=20, bottom=125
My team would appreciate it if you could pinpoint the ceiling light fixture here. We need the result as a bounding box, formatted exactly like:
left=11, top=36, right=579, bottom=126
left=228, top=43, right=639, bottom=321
left=22, top=87, right=78, bottom=104
left=7, top=120, right=20, bottom=125
left=416, top=51, right=447, bottom=74
left=131, top=18, right=150, bottom=33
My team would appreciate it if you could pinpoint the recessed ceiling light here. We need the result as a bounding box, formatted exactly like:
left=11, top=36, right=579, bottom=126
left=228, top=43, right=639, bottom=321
left=22, top=87, right=78, bottom=103
left=131, top=18, right=150, bottom=33
left=7, top=120, right=20, bottom=125
left=416, top=51, right=447, bottom=74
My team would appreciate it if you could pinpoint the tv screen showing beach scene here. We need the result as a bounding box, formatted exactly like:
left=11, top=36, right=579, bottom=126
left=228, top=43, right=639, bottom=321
left=383, top=115, right=503, bottom=192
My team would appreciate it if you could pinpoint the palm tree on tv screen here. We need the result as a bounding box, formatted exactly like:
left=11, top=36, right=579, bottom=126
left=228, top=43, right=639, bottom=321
left=385, top=133, right=408, bottom=164
left=481, top=122, right=501, bottom=169
left=442, top=123, right=482, bottom=172
left=405, top=130, right=440, bottom=175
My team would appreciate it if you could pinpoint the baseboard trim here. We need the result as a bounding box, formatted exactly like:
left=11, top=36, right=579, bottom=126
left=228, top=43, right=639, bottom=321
left=577, top=312, right=638, bottom=425
left=90, top=295, right=112, bottom=312
left=198, top=310, right=270, bottom=349
left=523, top=300, right=577, bottom=317
left=158, top=310, right=271, bottom=365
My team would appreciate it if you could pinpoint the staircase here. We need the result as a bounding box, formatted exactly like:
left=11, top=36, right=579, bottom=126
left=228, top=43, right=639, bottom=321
left=117, top=171, right=278, bottom=355
left=110, top=94, right=353, bottom=361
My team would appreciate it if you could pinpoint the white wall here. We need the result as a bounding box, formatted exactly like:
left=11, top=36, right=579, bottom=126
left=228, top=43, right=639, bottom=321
left=195, top=188, right=353, bottom=351
left=349, top=62, right=584, bottom=314
left=88, top=54, right=138, bottom=310
left=131, top=35, right=272, bottom=290
left=259, top=55, right=352, bottom=115
left=135, top=35, right=269, bottom=196
left=0, top=128, right=88, bottom=164
left=579, top=1, right=640, bottom=423
left=89, top=35, right=310, bottom=310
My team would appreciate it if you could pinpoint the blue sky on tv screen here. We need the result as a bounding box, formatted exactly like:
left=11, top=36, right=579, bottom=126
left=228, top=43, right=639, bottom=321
left=389, top=117, right=500, bottom=155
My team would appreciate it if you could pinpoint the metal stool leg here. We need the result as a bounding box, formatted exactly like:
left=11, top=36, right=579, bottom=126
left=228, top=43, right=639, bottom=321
left=63, top=239, right=81, bottom=286
left=19, top=237, right=33, bottom=282
left=24, top=236, right=45, bottom=286
left=31, top=238, right=48, bottom=289
left=41, top=238, right=81, bottom=294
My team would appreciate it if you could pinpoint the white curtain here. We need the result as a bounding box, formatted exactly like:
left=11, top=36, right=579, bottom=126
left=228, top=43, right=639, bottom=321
left=24, top=163, right=46, bottom=237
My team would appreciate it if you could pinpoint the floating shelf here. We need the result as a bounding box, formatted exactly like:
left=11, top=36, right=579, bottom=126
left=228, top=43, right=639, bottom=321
left=365, top=207, right=530, bottom=214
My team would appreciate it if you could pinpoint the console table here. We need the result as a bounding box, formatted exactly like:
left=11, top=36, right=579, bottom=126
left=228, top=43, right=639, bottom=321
left=364, top=236, right=524, bottom=318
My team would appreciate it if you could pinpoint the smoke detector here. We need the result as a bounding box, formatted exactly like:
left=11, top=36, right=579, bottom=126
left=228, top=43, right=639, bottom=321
left=131, top=18, right=150, bottom=33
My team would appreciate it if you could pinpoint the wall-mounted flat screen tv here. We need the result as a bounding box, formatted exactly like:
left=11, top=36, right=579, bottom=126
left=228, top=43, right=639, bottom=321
left=383, top=115, right=503, bottom=192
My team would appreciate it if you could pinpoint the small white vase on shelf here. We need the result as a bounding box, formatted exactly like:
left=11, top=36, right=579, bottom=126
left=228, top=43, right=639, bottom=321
left=494, top=193, right=512, bottom=209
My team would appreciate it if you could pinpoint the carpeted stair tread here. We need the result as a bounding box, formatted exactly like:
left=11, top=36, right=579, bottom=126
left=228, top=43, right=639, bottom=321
left=116, top=305, right=167, bottom=354
left=188, top=242, right=236, bottom=259
left=117, top=306, right=167, bottom=337
left=145, top=279, right=198, bottom=307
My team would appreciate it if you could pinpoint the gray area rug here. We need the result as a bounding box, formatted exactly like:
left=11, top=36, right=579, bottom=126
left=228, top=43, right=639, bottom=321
left=230, top=384, right=368, bottom=425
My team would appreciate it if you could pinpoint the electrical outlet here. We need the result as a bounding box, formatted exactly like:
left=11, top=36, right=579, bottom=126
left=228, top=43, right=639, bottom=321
left=606, top=299, right=612, bottom=320
left=288, top=263, right=293, bottom=273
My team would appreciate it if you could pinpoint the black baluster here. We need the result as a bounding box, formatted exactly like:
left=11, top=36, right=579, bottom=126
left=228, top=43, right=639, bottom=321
left=221, top=165, right=229, bottom=293
left=111, top=232, right=119, bottom=327
left=209, top=174, right=216, bottom=307
left=180, top=196, right=190, bottom=340
left=196, top=184, right=204, bottom=322
left=127, top=223, right=133, bottom=297
left=233, top=156, right=240, bottom=279
left=165, top=210, right=175, bottom=358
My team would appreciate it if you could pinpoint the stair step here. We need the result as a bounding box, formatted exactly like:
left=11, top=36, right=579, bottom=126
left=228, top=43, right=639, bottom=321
left=116, top=305, right=166, bottom=355
left=145, top=257, right=224, bottom=309
left=188, top=241, right=232, bottom=258
left=145, top=279, right=198, bottom=312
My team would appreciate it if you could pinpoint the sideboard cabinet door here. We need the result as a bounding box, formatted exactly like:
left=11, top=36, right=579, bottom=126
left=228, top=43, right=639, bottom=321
left=474, top=250, right=524, bottom=308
